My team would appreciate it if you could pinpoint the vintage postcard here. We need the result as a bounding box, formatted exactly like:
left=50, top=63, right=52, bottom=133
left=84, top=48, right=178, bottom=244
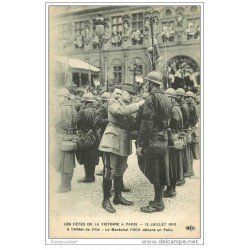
left=46, top=2, right=203, bottom=245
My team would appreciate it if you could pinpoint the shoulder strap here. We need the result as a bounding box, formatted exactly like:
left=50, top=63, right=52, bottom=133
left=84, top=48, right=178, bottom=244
left=172, top=105, right=183, bottom=132
left=154, top=93, right=170, bottom=127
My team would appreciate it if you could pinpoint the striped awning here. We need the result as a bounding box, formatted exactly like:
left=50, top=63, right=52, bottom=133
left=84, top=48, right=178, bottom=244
left=54, top=56, right=100, bottom=73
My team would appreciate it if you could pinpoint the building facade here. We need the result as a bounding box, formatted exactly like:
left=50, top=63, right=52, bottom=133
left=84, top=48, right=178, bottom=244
left=50, top=5, right=201, bottom=89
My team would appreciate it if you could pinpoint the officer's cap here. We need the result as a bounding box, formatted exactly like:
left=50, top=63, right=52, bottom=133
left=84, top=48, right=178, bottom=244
left=122, top=83, right=138, bottom=95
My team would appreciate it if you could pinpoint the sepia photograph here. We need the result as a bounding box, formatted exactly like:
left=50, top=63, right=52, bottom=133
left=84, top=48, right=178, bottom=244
left=46, top=2, right=203, bottom=244
left=3, top=1, right=250, bottom=249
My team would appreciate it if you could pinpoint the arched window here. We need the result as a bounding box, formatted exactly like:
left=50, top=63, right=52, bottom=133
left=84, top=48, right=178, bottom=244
left=191, top=6, right=198, bottom=13
left=166, top=9, right=172, bottom=16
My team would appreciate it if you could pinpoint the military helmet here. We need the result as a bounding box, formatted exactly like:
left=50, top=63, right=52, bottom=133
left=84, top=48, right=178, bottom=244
left=176, top=88, right=186, bottom=96
left=186, top=91, right=195, bottom=98
left=57, top=88, right=71, bottom=99
left=101, top=92, right=111, bottom=101
left=165, top=88, right=177, bottom=98
left=82, top=92, right=95, bottom=102
left=144, top=70, right=163, bottom=86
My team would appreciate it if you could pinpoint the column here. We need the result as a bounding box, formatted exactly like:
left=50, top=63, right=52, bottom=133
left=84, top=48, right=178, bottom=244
left=124, top=55, right=128, bottom=84
left=78, top=73, right=82, bottom=87
left=104, top=52, right=108, bottom=84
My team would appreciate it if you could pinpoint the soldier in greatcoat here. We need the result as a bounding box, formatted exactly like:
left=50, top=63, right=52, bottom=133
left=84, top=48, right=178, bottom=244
left=186, top=91, right=200, bottom=172
left=95, top=92, right=111, bottom=140
left=136, top=71, right=172, bottom=213
left=76, top=93, right=99, bottom=183
left=176, top=88, right=191, bottom=182
left=99, top=83, right=145, bottom=213
left=95, top=92, right=111, bottom=176
left=164, top=88, right=184, bottom=197
left=54, top=88, right=77, bottom=193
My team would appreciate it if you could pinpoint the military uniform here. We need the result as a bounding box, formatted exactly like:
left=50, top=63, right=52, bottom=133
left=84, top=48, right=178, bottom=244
left=178, top=97, right=193, bottom=179
left=76, top=102, right=99, bottom=182
left=99, top=83, right=141, bottom=213
left=166, top=98, right=184, bottom=196
left=95, top=102, right=109, bottom=139
left=55, top=98, right=77, bottom=192
left=188, top=98, right=200, bottom=161
left=99, top=98, right=139, bottom=177
left=137, top=85, right=172, bottom=212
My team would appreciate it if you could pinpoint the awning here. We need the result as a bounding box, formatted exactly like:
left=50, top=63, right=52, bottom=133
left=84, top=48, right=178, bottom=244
left=54, top=56, right=100, bottom=73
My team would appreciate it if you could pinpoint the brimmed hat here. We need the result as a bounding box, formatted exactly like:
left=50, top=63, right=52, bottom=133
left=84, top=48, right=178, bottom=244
left=122, top=83, right=138, bottom=95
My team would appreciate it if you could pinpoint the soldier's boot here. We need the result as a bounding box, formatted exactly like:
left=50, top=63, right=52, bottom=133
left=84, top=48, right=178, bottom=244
left=164, top=184, right=176, bottom=198
left=113, top=176, right=134, bottom=206
left=141, top=185, right=165, bottom=213
left=57, top=173, right=69, bottom=193
left=77, top=165, right=88, bottom=183
left=102, top=179, right=116, bottom=213
left=78, top=165, right=95, bottom=183
left=121, top=175, right=131, bottom=193
left=88, top=165, right=96, bottom=182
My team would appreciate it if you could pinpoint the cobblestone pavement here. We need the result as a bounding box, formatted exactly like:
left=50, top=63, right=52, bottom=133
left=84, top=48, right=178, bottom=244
left=49, top=143, right=201, bottom=238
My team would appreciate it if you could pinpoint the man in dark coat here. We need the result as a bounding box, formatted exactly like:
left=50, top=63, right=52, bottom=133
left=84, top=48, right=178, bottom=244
left=95, top=92, right=111, bottom=139
left=99, top=83, right=145, bottom=213
left=164, top=88, right=184, bottom=197
left=76, top=93, right=99, bottom=183
left=55, top=88, right=77, bottom=193
left=95, top=92, right=110, bottom=176
left=136, top=71, right=172, bottom=213
left=186, top=91, right=200, bottom=172
left=176, top=88, right=191, bottom=182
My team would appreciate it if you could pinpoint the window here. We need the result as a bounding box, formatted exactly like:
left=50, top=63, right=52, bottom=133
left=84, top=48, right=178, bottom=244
left=161, top=21, right=175, bottom=42
left=166, top=9, right=172, bottom=16
left=186, top=18, right=200, bottom=40
left=111, top=16, right=123, bottom=47
left=74, top=21, right=84, bottom=38
left=74, top=21, right=84, bottom=48
left=136, top=65, right=143, bottom=75
left=131, top=13, right=144, bottom=45
left=191, top=6, right=198, bottom=13
left=113, top=66, right=123, bottom=84
left=112, top=16, right=123, bottom=33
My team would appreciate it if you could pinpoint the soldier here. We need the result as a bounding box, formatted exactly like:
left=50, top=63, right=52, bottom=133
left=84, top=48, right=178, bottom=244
left=99, top=83, right=145, bottom=213
left=76, top=93, right=99, bottom=183
left=176, top=88, right=191, bottom=181
left=54, top=88, right=77, bottom=193
left=95, top=92, right=111, bottom=177
left=186, top=91, right=200, bottom=167
left=95, top=92, right=111, bottom=139
left=164, top=88, right=184, bottom=197
left=136, top=71, right=172, bottom=213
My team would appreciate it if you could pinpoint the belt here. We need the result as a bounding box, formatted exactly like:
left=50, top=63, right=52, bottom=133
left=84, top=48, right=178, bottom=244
left=109, top=122, right=129, bottom=131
